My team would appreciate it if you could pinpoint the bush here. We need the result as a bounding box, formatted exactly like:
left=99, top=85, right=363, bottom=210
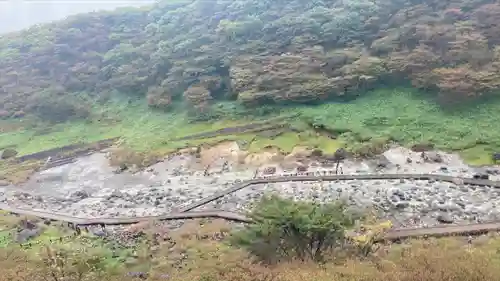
left=107, top=147, right=160, bottom=170
left=230, top=195, right=358, bottom=264
left=26, top=90, right=91, bottom=123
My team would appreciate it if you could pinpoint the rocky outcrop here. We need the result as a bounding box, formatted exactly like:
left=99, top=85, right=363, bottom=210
left=0, top=148, right=18, bottom=159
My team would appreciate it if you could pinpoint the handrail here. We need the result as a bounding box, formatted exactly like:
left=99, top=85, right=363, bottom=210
left=3, top=173, right=500, bottom=241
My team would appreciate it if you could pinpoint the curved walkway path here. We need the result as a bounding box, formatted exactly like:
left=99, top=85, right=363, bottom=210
left=3, top=173, right=500, bottom=242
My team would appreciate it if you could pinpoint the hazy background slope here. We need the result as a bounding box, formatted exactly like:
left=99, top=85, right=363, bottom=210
left=0, top=0, right=155, bottom=33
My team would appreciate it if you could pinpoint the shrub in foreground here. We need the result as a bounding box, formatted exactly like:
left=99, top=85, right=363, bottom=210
left=231, top=195, right=358, bottom=263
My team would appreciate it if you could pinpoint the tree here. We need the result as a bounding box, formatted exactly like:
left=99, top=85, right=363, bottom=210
left=230, top=195, right=358, bottom=264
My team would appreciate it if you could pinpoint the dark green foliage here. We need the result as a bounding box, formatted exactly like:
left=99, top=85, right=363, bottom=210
left=2, top=0, right=500, bottom=123
left=25, top=91, right=91, bottom=123
left=231, top=195, right=357, bottom=264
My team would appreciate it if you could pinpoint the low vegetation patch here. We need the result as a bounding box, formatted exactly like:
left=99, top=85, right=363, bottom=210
left=0, top=196, right=499, bottom=281
left=231, top=195, right=360, bottom=263
left=2, top=87, right=500, bottom=171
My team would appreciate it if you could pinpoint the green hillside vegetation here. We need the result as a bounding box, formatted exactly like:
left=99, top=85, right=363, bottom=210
left=2, top=0, right=500, bottom=164
left=2, top=88, right=499, bottom=166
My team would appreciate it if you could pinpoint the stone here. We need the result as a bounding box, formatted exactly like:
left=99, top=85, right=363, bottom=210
left=422, top=152, right=443, bottom=163
left=485, top=168, right=500, bottom=175
left=0, top=148, right=18, bottom=159
left=492, top=152, right=500, bottom=162
left=472, top=173, right=489, bottom=180
left=395, top=201, right=410, bottom=209
left=297, top=165, right=308, bottom=172
left=70, top=190, right=89, bottom=200
left=437, top=213, right=454, bottom=224
left=374, top=155, right=391, bottom=169
left=262, top=166, right=277, bottom=175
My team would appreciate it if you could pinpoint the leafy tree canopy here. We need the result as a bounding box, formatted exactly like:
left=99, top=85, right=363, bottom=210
left=0, top=0, right=499, bottom=121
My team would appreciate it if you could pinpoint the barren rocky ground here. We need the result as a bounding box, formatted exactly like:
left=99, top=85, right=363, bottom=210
left=1, top=143, right=499, bottom=229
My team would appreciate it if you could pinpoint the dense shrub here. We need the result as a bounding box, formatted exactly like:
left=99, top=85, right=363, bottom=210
left=230, top=195, right=358, bottom=263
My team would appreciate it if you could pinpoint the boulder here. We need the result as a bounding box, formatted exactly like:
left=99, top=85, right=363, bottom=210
left=373, top=155, right=391, bottom=169
left=0, top=148, right=18, bottom=159
left=437, top=213, right=454, bottom=224
left=297, top=165, right=308, bottom=172
left=262, top=166, right=277, bottom=175
left=421, top=151, right=443, bottom=163
left=492, top=152, right=500, bottom=162
left=473, top=173, right=489, bottom=180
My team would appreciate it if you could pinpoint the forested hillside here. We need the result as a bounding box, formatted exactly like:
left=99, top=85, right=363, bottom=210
left=1, top=0, right=499, bottom=123
left=0, top=0, right=154, bottom=34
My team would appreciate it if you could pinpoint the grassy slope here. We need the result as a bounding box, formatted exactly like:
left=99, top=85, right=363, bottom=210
left=1, top=87, right=499, bottom=165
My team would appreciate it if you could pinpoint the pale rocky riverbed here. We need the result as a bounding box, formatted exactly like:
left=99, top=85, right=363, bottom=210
left=0, top=144, right=500, bottom=228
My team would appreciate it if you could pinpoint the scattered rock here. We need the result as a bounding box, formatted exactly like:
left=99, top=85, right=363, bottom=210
left=473, top=173, right=489, bottom=180
left=70, top=190, right=90, bottom=200
left=395, top=201, right=410, bottom=209
left=373, top=155, right=391, bottom=169
left=297, top=165, right=308, bottom=172
left=421, top=151, right=443, bottom=163
left=484, top=168, right=500, bottom=175
left=114, top=163, right=128, bottom=174
left=262, top=166, right=277, bottom=175
left=5, top=144, right=500, bottom=230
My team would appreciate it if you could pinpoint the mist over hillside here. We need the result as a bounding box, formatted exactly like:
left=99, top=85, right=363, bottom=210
left=0, top=0, right=155, bottom=33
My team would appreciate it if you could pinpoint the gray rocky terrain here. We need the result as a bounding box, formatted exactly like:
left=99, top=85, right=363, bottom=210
left=1, top=145, right=499, bottom=228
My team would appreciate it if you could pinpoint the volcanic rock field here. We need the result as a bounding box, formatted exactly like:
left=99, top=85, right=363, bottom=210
left=1, top=145, right=500, bottom=228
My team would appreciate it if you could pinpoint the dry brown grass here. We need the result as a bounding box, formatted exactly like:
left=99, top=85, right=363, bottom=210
left=0, top=219, right=500, bottom=281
